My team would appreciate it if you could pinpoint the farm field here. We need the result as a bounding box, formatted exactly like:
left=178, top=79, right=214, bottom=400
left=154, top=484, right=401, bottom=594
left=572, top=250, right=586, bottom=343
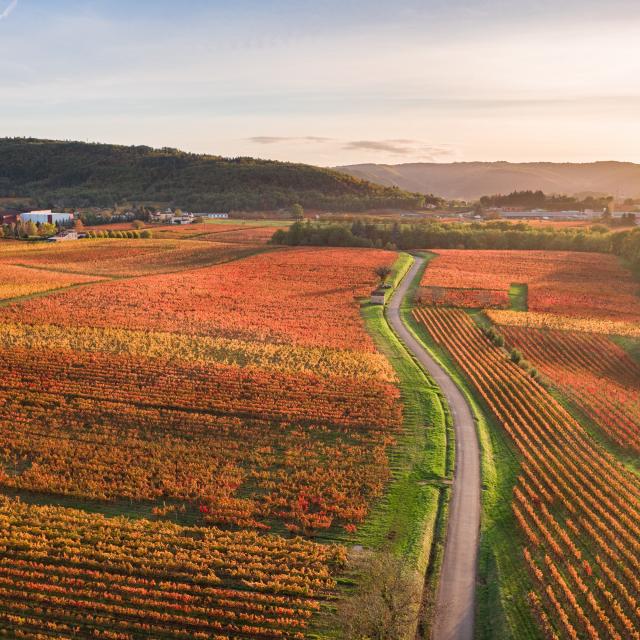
left=486, top=309, right=640, bottom=339
left=0, top=261, right=105, bottom=299
left=0, top=247, right=395, bottom=349
left=0, top=238, right=266, bottom=277
left=410, top=248, right=640, bottom=639
left=150, top=220, right=288, bottom=244
left=420, top=249, right=640, bottom=322
left=0, top=241, right=446, bottom=638
left=501, top=326, right=640, bottom=456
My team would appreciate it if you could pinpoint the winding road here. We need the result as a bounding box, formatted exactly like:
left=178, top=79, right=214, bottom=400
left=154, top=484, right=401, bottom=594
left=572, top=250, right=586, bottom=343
left=386, top=256, right=481, bottom=640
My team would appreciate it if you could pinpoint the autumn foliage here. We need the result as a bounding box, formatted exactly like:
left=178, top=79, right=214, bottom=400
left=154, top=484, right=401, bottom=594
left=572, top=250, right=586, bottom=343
left=0, top=247, right=396, bottom=350
left=502, top=326, right=640, bottom=454
left=414, top=307, right=640, bottom=639
left=0, top=238, right=262, bottom=277
left=415, top=285, right=509, bottom=309
left=0, top=243, right=401, bottom=637
left=421, top=249, right=640, bottom=322
left=0, top=262, right=104, bottom=299
left=0, top=496, right=346, bottom=639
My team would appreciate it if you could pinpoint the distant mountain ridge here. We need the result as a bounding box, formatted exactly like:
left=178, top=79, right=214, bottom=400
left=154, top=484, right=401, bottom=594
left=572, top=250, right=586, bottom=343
left=0, top=138, right=426, bottom=211
left=335, top=161, right=640, bottom=201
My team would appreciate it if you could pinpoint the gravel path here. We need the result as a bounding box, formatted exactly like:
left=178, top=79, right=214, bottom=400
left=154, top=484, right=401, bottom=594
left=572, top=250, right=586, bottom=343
left=386, top=256, right=481, bottom=640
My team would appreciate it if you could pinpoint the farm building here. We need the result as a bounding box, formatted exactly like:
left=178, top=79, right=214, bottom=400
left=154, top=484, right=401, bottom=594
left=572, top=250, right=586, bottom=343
left=20, top=210, right=74, bottom=225
left=150, top=211, right=173, bottom=223
left=172, top=213, right=195, bottom=224
left=370, top=289, right=386, bottom=305
left=205, top=213, right=229, bottom=219
left=0, top=210, right=19, bottom=225
left=47, top=230, right=81, bottom=242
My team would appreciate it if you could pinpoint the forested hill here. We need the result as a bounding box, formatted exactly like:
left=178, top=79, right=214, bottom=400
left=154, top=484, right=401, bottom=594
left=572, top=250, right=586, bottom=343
left=336, top=161, right=640, bottom=201
left=0, top=138, right=430, bottom=211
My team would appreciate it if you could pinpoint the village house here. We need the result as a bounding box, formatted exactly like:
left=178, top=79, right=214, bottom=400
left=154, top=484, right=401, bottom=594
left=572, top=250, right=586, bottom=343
left=149, top=211, right=173, bottom=223
left=171, top=213, right=195, bottom=225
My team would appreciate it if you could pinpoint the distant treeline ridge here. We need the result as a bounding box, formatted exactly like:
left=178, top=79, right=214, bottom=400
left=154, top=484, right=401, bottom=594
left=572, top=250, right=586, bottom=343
left=271, top=220, right=640, bottom=275
left=0, top=138, right=435, bottom=212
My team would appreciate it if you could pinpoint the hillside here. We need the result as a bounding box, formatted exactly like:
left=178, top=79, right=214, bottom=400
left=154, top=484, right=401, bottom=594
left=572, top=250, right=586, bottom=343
left=336, top=161, right=640, bottom=201
left=0, top=138, right=426, bottom=211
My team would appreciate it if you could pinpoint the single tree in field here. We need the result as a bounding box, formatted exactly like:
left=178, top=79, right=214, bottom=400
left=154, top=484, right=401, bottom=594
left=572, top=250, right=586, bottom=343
left=375, top=265, right=392, bottom=286
left=132, top=219, right=145, bottom=230
left=335, top=550, right=422, bottom=640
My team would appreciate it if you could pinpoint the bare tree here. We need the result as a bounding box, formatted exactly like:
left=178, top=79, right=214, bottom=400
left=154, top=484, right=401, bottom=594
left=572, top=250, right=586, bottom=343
left=335, top=551, right=422, bottom=640
left=375, top=266, right=392, bottom=286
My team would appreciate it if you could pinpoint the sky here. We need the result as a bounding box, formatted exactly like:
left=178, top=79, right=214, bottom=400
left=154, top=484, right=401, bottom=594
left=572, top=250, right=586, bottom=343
left=1, top=0, right=639, bottom=166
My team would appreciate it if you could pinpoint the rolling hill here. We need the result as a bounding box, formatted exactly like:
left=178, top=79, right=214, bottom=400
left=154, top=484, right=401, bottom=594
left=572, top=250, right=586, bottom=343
left=335, top=161, right=640, bottom=201
left=0, top=138, right=427, bottom=211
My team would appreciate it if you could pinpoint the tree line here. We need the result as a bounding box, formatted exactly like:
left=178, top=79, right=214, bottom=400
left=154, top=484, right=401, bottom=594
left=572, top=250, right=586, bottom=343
left=479, top=190, right=612, bottom=211
left=271, top=220, right=640, bottom=275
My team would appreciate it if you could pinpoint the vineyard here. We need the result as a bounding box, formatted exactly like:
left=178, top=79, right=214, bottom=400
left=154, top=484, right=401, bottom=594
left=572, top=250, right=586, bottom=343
left=414, top=285, right=509, bottom=309
left=0, top=243, right=408, bottom=637
left=146, top=223, right=285, bottom=244
left=3, top=237, right=637, bottom=638
left=420, top=250, right=640, bottom=322
left=414, top=306, right=640, bottom=639
left=0, top=262, right=105, bottom=299
left=486, top=309, right=640, bottom=339
left=501, top=326, right=640, bottom=455
left=0, top=496, right=345, bottom=639
left=0, top=247, right=396, bottom=350
left=0, top=238, right=265, bottom=277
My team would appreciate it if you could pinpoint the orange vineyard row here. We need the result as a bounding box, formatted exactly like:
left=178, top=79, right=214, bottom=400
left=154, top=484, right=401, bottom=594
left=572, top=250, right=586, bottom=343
left=420, top=250, right=640, bottom=321
left=485, top=310, right=640, bottom=339
left=0, top=347, right=401, bottom=430
left=0, top=496, right=345, bottom=639
left=0, top=388, right=396, bottom=533
left=0, top=247, right=396, bottom=350
left=415, top=285, right=509, bottom=309
left=0, top=238, right=262, bottom=278
left=414, top=307, right=640, bottom=639
left=502, top=326, right=640, bottom=454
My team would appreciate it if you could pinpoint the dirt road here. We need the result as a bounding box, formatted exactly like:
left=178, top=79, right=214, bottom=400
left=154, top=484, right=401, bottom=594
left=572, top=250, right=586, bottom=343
left=386, top=256, right=481, bottom=640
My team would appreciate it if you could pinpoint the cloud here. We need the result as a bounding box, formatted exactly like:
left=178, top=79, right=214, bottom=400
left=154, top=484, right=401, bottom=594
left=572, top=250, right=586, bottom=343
left=246, top=135, right=455, bottom=161
left=248, top=136, right=290, bottom=145
left=248, top=136, right=332, bottom=144
left=344, top=140, right=414, bottom=154
left=344, top=139, right=453, bottom=160
left=0, top=0, right=18, bottom=21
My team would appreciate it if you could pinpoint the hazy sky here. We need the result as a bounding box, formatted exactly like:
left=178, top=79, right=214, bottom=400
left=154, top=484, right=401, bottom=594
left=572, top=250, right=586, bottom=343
left=1, top=0, right=639, bottom=165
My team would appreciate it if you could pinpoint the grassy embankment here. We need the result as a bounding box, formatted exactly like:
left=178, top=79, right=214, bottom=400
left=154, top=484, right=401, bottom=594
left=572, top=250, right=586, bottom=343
left=613, top=335, right=640, bottom=368
left=508, top=283, right=528, bottom=311
left=402, top=259, right=541, bottom=640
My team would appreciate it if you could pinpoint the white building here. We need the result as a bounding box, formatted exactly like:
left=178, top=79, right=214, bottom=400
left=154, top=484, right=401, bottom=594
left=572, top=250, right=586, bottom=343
left=496, top=209, right=591, bottom=221
left=20, top=210, right=74, bottom=225
left=150, top=211, right=173, bottom=223
left=205, top=213, right=229, bottom=219
left=47, top=230, right=80, bottom=242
